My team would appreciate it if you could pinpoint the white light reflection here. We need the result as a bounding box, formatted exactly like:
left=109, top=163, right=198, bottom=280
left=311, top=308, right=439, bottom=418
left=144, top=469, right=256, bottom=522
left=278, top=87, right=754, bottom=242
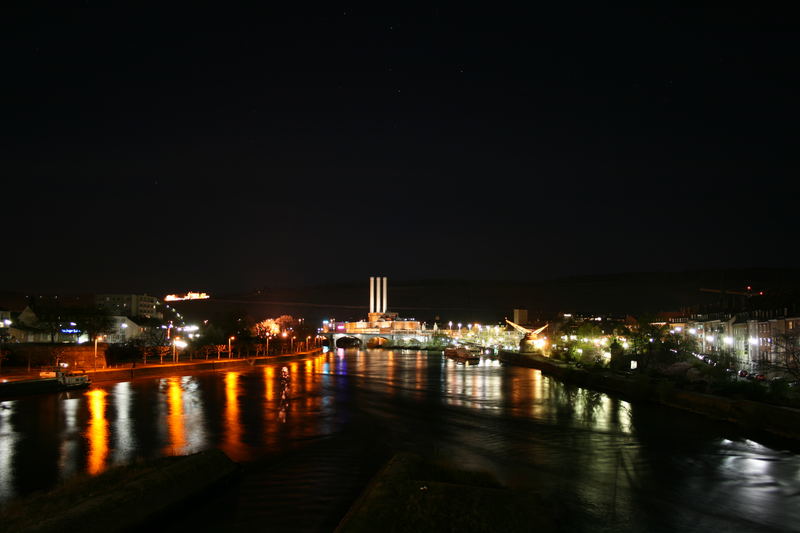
left=59, top=398, right=81, bottom=478
left=0, top=401, right=17, bottom=502
left=112, top=382, right=136, bottom=464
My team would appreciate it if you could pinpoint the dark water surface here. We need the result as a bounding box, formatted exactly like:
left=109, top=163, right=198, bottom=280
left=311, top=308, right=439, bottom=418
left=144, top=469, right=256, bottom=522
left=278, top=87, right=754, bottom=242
left=2, top=349, right=800, bottom=531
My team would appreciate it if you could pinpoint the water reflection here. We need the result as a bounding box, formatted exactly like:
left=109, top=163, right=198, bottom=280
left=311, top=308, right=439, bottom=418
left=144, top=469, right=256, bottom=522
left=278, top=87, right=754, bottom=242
left=113, top=382, right=135, bottom=464
left=85, top=389, right=108, bottom=475
left=1, top=349, right=800, bottom=532
left=0, top=401, right=16, bottom=501
left=165, top=377, right=186, bottom=455
left=222, top=372, right=242, bottom=458
left=59, top=398, right=80, bottom=478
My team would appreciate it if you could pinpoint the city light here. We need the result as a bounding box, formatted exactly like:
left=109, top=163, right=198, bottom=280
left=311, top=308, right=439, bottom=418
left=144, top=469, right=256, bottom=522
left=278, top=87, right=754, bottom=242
left=164, top=291, right=211, bottom=301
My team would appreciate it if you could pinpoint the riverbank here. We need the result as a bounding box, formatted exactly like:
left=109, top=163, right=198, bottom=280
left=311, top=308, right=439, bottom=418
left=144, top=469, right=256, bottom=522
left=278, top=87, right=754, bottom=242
left=336, top=452, right=557, bottom=532
left=0, top=449, right=238, bottom=533
left=499, top=350, right=800, bottom=440
left=0, top=347, right=324, bottom=394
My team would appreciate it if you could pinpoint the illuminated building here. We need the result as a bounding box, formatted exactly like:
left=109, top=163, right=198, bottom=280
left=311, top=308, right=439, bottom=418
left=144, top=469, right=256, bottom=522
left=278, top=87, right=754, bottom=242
left=343, top=277, right=421, bottom=333
left=95, top=294, right=162, bottom=319
left=164, top=291, right=211, bottom=302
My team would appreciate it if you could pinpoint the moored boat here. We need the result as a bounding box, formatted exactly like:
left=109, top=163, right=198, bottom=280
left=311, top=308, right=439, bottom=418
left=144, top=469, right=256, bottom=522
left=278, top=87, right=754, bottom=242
left=0, top=370, right=91, bottom=398
left=444, top=346, right=481, bottom=364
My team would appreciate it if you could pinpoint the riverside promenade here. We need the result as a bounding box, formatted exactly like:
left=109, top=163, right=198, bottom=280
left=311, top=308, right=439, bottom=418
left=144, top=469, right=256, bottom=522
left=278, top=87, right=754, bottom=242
left=0, top=347, right=324, bottom=388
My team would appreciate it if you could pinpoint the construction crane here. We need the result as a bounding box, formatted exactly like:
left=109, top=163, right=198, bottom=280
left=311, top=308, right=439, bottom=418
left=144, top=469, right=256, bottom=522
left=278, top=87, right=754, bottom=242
left=505, top=319, right=548, bottom=337
left=506, top=320, right=548, bottom=353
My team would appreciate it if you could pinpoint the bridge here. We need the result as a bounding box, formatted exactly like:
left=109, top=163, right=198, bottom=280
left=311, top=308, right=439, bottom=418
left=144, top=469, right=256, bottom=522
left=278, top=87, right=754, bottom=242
left=321, top=277, right=540, bottom=352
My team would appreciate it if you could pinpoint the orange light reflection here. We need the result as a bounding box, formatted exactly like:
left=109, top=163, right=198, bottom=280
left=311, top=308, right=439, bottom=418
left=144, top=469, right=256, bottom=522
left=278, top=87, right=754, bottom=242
left=85, top=389, right=108, bottom=475
left=165, top=377, right=186, bottom=454
left=223, top=372, right=241, bottom=454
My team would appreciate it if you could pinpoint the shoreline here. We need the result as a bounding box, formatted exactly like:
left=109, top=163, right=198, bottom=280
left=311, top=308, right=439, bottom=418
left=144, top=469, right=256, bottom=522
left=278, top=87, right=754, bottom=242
left=0, top=347, right=324, bottom=396
left=499, top=350, right=800, bottom=441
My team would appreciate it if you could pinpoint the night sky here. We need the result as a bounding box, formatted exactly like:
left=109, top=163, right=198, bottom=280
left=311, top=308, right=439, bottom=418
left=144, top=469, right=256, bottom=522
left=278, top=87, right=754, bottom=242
left=2, top=7, right=798, bottom=295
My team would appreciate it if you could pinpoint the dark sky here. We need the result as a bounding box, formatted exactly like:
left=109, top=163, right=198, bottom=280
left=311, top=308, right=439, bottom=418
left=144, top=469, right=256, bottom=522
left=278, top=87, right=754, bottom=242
left=2, top=7, right=798, bottom=295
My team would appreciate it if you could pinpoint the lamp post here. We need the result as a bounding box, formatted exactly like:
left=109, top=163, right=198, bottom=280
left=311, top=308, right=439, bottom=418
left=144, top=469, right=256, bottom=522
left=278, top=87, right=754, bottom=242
left=94, top=336, right=102, bottom=372
left=228, top=336, right=235, bottom=359
left=291, top=336, right=295, bottom=352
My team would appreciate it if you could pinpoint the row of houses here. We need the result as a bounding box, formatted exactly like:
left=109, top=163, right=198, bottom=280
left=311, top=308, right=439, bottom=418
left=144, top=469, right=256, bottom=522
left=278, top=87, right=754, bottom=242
left=658, top=306, right=800, bottom=371
left=0, top=293, right=168, bottom=345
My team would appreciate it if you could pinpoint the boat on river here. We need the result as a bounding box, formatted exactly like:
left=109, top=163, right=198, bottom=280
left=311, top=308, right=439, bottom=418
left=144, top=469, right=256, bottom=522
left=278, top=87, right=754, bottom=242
left=0, top=370, right=91, bottom=397
left=444, top=346, right=481, bottom=365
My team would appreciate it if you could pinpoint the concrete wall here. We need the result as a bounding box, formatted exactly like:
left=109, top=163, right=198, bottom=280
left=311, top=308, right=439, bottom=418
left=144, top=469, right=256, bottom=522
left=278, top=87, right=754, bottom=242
left=6, top=343, right=108, bottom=369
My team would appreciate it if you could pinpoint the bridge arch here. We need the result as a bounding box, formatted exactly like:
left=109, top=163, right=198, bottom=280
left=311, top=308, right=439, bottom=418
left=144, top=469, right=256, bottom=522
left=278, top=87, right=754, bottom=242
left=365, top=336, right=389, bottom=348
left=334, top=335, right=362, bottom=348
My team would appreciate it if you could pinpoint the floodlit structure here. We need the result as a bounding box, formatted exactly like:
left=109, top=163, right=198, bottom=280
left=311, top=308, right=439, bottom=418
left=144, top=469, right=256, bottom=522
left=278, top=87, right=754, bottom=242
left=164, top=291, right=211, bottom=302
left=506, top=319, right=549, bottom=354
left=369, top=276, right=388, bottom=314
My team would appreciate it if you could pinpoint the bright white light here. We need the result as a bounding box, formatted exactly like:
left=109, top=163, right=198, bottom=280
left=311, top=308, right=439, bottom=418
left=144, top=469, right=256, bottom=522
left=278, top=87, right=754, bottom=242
left=120, top=323, right=128, bottom=329
left=622, top=341, right=629, bottom=349
left=749, top=337, right=759, bottom=345
left=2, top=319, right=10, bottom=326
left=675, top=326, right=682, bottom=332
left=723, top=336, right=733, bottom=345
left=706, top=335, right=715, bottom=343
left=630, top=360, right=638, bottom=370
left=689, top=328, right=697, bottom=335
left=173, top=340, right=188, bottom=348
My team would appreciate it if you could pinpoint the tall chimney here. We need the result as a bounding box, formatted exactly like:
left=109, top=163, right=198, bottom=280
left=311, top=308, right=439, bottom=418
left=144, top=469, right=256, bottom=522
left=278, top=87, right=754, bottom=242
left=382, top=276, right=388, bottom=313
left=369, top=276, right=375, bottom=313
left=375, top=276, right=381, bottom=315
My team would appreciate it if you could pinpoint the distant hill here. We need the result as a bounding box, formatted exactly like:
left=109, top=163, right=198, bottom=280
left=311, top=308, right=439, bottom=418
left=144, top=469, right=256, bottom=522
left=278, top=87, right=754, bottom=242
left=4, top=268, right=799, bottom=325
left=170, top=267, right=800, bottom=324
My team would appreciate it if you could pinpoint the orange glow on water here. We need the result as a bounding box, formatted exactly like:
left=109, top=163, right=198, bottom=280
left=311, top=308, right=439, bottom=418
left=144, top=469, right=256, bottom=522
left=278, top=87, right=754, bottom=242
left=223, top=372, right=241, bottom=453
left=85, top=389, right=108, bottom=475
left=165, top=377, right=186, bottom=454
left=264, top=366, right=275, bottom=402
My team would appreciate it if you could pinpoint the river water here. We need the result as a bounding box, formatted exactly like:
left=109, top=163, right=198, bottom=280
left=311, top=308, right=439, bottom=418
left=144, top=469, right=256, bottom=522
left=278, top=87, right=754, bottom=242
left=1, top=348, right=799, bottom=531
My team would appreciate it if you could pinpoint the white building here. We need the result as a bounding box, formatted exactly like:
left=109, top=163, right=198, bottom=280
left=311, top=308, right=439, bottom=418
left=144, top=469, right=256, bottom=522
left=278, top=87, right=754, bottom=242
left=95, top=294, right=163, bottom=319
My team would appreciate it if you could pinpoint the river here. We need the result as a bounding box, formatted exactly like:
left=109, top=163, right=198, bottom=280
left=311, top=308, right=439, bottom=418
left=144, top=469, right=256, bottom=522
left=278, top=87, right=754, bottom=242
left=1, top=348, right=799, bottom=531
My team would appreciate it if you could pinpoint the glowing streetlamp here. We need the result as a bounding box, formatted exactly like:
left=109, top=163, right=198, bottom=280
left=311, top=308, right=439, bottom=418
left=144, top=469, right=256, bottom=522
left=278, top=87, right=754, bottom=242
left=228, top=336, right=235, bottom=358
left=93, top=336, right=102, bottom=371
left=173, top=338, right=188, bottom=362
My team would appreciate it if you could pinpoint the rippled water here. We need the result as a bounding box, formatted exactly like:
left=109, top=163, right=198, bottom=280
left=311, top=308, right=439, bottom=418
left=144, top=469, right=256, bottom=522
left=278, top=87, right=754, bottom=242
left=2, top=349, right=799, bottom=531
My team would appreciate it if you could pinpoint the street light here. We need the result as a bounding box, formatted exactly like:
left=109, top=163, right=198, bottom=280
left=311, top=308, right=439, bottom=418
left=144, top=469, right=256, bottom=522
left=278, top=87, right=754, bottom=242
left=291, top=336, right=296, bottom=352
left=228, top=336, right=235, bottom=358
left=93, top=336, right=104, bottom=372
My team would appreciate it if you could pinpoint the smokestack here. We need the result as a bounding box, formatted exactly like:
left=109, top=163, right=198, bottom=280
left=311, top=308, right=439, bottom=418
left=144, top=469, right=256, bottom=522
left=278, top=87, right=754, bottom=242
left=382, top=276, right=387, bottom=313
left=369, top=276, right=375, bottom=313
left=372, top=277, right=381, bottom=313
